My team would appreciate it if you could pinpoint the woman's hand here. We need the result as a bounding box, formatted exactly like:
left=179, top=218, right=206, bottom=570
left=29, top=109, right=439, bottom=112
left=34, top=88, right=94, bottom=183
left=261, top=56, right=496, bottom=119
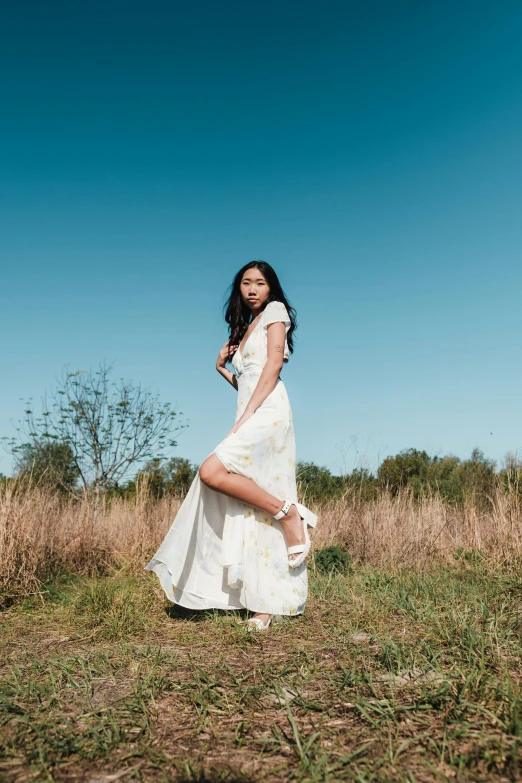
left=227, top=409, right=255, bottom=437
left=216, top=341, right=237, bottom=369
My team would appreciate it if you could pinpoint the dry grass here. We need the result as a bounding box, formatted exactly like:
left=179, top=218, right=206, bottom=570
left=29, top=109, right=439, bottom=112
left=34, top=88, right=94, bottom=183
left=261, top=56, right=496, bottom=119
left=314, top=485, right=522, bottom=569
left=1, top=476, right=522, bottom=607
left=0, top=476, right=181, bottom=607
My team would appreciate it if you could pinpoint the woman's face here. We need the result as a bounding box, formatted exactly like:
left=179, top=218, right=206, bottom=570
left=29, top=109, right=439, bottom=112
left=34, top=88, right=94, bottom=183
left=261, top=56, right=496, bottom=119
left=240, top=267, right=270, bottom=311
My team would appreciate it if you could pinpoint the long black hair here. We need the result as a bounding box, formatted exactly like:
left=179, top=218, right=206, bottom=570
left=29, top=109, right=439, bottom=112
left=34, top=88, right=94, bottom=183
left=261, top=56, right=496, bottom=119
left=224, top=261, right=297, bottom=355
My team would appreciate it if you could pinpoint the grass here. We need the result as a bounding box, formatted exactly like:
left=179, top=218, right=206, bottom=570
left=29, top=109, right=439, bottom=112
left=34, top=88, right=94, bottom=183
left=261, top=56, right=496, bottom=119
left=1, top=560, right=522, bottom=782
left=2, top=477, right=522, bottom=609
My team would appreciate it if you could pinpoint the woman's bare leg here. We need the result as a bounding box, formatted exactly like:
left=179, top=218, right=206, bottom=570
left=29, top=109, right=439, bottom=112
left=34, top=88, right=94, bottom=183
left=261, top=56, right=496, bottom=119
left=200, top=455, right=283, bottom=514
left=199, top=454, right=306, bottom=556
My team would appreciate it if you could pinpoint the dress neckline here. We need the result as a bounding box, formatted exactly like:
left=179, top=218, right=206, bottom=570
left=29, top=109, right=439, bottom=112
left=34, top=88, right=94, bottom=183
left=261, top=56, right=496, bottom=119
left=238, top=313, right=263, bottom=361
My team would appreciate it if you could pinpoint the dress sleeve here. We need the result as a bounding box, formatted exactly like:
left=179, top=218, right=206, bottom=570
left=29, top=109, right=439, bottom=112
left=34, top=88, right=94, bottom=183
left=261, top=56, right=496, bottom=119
left=262, top=300, right=291, bottom=333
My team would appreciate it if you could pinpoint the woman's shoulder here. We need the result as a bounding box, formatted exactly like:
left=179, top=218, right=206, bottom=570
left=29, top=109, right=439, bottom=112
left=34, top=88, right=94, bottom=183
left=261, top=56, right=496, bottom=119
left=262, top=300, right=289, bottom=318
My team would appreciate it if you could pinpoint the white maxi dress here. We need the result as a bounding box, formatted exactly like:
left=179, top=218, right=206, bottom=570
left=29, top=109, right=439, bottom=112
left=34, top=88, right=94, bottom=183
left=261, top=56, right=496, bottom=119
left=145, top=300, right=311, bottom=616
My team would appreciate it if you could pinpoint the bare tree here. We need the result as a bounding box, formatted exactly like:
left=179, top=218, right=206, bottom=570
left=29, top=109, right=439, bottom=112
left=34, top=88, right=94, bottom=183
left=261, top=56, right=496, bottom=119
left=3, top=361, right=186, bottom=505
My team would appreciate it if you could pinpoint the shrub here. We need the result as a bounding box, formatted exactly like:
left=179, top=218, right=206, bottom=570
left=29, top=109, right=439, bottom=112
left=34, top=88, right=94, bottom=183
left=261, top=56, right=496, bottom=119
left=314, top=545, right=352, bottom=575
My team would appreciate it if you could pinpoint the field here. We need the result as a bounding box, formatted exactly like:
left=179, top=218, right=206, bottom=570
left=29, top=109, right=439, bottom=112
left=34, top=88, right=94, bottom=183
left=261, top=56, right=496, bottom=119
left=1, top=483, right=522, bottom=782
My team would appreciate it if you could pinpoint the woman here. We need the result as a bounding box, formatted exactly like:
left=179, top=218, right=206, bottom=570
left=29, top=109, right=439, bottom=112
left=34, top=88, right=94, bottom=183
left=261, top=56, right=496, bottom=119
left=145, top=261, right=317, bottom=631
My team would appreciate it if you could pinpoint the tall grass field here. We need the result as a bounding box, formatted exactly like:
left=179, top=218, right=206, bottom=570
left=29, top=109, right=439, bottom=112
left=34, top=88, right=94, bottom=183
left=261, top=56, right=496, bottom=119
left=1, top=479, right=522, bottom=781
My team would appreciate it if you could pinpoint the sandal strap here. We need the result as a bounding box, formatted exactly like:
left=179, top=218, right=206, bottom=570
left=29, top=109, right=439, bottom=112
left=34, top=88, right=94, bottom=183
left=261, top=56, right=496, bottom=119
left=274, top=500, right=292, bottom=520
left=248, top=617, right=271, bottom=630
left=287, top=544, right=306, bottom=554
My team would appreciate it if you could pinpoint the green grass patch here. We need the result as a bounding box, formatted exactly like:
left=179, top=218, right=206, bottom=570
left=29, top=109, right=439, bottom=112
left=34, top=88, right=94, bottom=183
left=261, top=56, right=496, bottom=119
left=1, top=564, right=522, bottom=781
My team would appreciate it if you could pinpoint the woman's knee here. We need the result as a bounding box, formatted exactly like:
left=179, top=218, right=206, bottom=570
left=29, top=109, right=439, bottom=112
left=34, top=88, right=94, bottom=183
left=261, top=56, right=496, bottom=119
left=199, top=455, right=223, bottom=488
left=199, top=459, right=213, bottom=486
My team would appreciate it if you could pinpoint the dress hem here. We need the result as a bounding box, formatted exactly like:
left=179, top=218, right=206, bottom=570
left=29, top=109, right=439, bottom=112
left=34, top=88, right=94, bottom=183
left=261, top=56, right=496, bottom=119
left=145, top=557, right=304, bottom=617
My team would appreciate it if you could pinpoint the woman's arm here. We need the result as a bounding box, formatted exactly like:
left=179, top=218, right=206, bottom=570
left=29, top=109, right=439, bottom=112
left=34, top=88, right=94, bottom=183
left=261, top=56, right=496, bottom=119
left=227, top=321, right=285, bottom=434
left=216, top=341, right=239, bottom=390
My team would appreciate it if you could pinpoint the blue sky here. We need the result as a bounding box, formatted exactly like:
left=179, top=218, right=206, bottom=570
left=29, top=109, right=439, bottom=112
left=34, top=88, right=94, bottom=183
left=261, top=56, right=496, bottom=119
left=1, top=0, right=521, bottom=478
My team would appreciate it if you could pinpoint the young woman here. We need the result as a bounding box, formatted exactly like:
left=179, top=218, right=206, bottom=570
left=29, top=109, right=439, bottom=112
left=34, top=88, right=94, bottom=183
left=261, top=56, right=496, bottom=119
left=145, top=261, right=317, bottom=631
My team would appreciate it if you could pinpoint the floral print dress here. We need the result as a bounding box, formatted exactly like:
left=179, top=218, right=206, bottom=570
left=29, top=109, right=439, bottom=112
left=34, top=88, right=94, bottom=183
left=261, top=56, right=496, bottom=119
left=145, top=300, right=309, bottom=616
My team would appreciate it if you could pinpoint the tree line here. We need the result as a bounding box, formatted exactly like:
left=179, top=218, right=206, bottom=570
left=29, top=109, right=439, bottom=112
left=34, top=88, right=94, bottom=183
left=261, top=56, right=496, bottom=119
left=1, top=363, right=520, bottom=506
left=297, top=448, right=521, bottom=506
left=3, top=441, right=521, bottom=508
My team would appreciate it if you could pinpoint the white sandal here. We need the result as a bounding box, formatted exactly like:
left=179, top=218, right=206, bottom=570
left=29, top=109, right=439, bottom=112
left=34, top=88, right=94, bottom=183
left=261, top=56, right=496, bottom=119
left=247, top=615, right=272, bottom=631
left=274, top=501, right=318, bottom=569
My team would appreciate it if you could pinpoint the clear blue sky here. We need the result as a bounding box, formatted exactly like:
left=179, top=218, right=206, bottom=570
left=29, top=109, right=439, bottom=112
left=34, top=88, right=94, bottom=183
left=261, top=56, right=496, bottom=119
left=1, top=0, right=521, bottom=478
